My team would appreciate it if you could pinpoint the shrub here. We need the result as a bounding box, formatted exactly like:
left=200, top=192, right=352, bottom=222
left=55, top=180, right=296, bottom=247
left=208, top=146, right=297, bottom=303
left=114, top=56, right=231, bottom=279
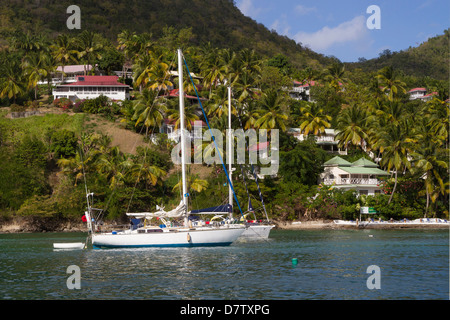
left=50, top=129, right=78, bottom=159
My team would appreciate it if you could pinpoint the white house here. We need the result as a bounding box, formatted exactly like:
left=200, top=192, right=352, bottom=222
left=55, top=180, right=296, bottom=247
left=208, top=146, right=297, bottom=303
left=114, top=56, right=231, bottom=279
left=320, top=156, right=389, bottom=196
left=52, top=75, right=132, bottom=102
left=288, top=128, right=347, bottom=155
left=408, top=87, right=438, bottom=101
left=287, top=80, right=317, bottom=102
left=408, top=87, right=427, bottom=100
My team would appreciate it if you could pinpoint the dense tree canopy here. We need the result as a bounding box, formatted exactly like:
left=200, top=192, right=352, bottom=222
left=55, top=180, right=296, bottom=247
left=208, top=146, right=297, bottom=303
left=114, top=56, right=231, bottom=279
left=0, top=21, right=448, bottom=226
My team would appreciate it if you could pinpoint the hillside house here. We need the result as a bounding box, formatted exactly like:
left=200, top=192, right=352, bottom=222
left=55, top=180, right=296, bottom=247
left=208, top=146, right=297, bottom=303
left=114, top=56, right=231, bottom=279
left=408, top=87, right=437, bottom=101
left=52, top=75, right=132, bottom=102
left=288, top=128, right=347, bottom=155
left=320, top=156, right=389, bottom=196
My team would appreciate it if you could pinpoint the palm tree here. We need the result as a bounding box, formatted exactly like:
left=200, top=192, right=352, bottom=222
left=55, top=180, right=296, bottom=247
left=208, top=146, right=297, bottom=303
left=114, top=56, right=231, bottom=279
left=130, top=147, right=167, bottom=187
left=376, top=66, right=406, bottom=102
left=199, top=45, right=226, bottom=91
left=427, top=96, right=449, bottom=147
left=22, top=52, right=48, bottom=100
left=375, top=120, right=415, bottom=204
left=335, top=103, right=370, bottom=151
left=147, top=59, right=173, bottom=92
left=373, top=99, right=406, bottom=125
left=133, top=53, right=153, bottom=91
left=51, top=34, right=78, bottom=82
left=207, top=85, right=237, bottom=119
left=410, top=120, right=448, bottom=216
left=166, top=99, right=199, bottom=131
left=254, top=89, right=289, bottom=132
left=238, top=48, right=262, bottom=76
left=298, top=102, right=332, bottom=136
left=10, top=31, right=47, bottom=56
left=323, top=62, right=346, bottom=92
left=75, top=30, right=103, bottom=75
left=241, top=99, right=260, bottom=130
left=57, top=147, right=100, bottom=187
left=172, top=165, right=209, bottom=195
left=234, top=71, right=258, bottom=103
left=0, top=56, right=24, bottom=103
left=96, top=146, right=132, bottom=189
left=132, top=88, right=168, bottom=136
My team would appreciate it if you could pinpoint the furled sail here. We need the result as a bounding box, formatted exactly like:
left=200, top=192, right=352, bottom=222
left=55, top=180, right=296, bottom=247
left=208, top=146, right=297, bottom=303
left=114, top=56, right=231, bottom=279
left=126, top=201, right=186, bottom=219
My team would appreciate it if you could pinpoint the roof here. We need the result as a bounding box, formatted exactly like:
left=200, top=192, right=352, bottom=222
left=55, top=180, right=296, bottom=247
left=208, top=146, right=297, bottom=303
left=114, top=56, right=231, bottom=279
left=421, top=92, right=438, bottom=98
left=408, top=87, right=427, bottom=93
left=323, top=156, right=352, bottom=167
left=339, top=167, right=390, bottom=175
left=324, top=156, right=389, bottom=175
left=59, top=76, right=130, bottom=87
left=56, top=65, right=93, bottom=73
left=164, top=88, right=206, bottom=100
left=351, top=158, right=378, bottom=167
left=249, top=141, right=269, bottom=152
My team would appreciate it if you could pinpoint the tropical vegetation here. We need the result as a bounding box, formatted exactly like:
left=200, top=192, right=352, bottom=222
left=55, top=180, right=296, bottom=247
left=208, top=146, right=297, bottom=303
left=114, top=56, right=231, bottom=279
left=0, top=12, right=448, bottom=230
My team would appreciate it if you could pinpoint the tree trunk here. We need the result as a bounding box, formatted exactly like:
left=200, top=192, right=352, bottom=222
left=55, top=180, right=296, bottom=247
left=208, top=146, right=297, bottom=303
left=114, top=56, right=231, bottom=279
left=388, top=170, right=397, bottom=204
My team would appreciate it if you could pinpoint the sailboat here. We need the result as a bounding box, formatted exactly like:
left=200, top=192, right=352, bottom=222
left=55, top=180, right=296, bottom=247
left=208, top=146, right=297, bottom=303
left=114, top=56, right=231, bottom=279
left=86, top=49, right=246, bottom=248
left=225, top=87, right=274, bottom=239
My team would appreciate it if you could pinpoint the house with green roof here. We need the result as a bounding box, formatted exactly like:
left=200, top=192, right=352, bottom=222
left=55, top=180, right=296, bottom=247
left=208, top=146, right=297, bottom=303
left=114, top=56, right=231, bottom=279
left=320, top=156, right=390, bottom=196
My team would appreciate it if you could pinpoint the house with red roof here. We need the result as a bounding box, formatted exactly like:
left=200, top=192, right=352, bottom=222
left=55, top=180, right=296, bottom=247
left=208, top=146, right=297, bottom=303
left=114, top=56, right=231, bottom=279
left=408, top=87, right=437, bottom=101
left=408, top=87, right=427, bottom=100
left=52, top=75, right=132, bottom=102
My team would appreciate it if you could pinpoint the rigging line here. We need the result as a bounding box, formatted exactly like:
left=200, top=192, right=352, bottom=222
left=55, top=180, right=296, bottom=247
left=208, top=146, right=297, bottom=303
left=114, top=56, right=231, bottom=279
left=182, top=54, right=244, bottom=218
left=234, top=108, right=270, bottom=222
left=78, top=140, right=89, bottom=208
left=237, top=164, right=257, bottom=221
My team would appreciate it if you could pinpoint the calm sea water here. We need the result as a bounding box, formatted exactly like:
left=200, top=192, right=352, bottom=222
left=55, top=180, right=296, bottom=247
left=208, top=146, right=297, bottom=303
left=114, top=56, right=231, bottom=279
left=0, top=229, right=448, bottom=300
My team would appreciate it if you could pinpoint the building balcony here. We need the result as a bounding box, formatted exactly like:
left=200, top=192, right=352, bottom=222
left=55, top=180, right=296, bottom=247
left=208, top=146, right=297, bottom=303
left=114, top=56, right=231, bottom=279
left=323, top=178, right=380, bottom=185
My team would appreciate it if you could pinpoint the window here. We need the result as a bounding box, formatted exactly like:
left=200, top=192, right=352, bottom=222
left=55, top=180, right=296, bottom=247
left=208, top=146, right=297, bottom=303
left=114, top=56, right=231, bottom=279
left=359, top=190, right=368, bottom=195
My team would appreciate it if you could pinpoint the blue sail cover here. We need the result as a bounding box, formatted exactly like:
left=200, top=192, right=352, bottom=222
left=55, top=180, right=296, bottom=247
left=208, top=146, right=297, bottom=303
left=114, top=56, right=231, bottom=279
left=190, top=204, right=232, bottom=214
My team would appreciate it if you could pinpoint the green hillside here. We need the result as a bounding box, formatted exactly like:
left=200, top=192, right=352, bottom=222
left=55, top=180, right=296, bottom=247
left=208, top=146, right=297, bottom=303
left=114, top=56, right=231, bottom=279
left=0, top=0, right=330, bottom=69
left=347, top=29, right=449, bottom=80
left=0, top=0, right=448, bottom=231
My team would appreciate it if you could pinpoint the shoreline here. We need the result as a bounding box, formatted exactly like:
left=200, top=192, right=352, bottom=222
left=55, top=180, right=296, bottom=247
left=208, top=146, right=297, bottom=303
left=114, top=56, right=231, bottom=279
left=274, top=220, right=450, bottom=230
left=1, top=218, right=448, bottom=234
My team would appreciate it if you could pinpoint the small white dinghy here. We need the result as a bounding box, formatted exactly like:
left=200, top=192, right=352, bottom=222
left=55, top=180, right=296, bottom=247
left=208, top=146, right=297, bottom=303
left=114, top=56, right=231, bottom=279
left=53, top=242, right=85, bottom=250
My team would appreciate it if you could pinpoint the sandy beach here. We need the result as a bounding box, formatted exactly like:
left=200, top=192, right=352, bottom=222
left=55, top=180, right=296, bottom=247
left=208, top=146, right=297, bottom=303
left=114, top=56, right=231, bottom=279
left=274, top=219, right=450, bottom=230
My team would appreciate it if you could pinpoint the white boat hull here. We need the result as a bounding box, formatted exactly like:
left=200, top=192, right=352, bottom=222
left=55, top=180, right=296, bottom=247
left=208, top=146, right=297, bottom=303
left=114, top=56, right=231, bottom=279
left=53, top=242, right=85, bottom=249
left=241, top=224, right=274, bottom=239
left=92, top=226, right=246, bottom=248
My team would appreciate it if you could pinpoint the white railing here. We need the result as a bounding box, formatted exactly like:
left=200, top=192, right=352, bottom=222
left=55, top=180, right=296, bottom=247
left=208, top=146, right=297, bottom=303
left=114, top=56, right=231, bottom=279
left=324, top=178, right=379, bottom=185
left=315, top=136, right=336, bottom=143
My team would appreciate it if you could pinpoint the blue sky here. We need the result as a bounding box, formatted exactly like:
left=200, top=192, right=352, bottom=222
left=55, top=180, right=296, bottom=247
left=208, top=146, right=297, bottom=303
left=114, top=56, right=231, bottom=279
left=235, top=0, right=450, bottom=62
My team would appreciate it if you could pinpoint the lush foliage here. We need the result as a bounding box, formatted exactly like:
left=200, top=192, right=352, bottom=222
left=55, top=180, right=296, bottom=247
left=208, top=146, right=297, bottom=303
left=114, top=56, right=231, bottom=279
left=0, top=9, right=448, bottom=226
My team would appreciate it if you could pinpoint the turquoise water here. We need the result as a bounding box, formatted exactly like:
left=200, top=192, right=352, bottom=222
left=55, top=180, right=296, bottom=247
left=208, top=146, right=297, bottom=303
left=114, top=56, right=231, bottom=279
left=0, top=229, right=448, bottom=300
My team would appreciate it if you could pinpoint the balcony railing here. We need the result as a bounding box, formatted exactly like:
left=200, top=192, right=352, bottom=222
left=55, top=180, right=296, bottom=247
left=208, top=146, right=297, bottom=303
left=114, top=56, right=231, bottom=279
left=323, top=178, right=380, bottom=185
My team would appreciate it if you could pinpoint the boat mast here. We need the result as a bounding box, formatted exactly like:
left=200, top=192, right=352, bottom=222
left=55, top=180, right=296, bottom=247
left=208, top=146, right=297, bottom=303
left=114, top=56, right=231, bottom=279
left=85, top=192, right=94, bottom=234
left=178, top=49, right=189, bottom=227
left=228, top=86, right=233, bottom=219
